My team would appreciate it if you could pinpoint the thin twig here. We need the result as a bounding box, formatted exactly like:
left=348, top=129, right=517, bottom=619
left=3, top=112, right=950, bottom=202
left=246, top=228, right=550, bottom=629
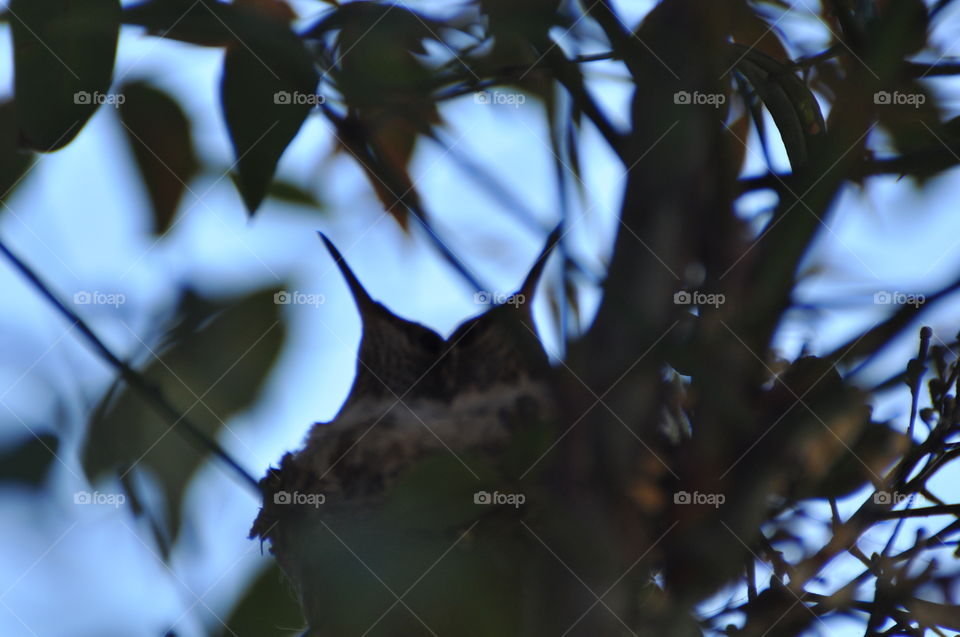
left=0, top=238, right=260, bottom=492
left=539, top=45, right=627, bottom=164
left=873, top=504, right=960, bottom=520
left=907, top=326, right=933, bottom=439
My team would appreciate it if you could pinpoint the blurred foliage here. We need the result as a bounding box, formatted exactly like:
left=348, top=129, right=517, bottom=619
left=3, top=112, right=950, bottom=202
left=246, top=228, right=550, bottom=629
left=119, top=82, right=200, bottom=235
left=0, top=432, right=58, bottom=487
left=82, top=288, right=285, bottom=551
left=2, top=0, right=960, bottom=636
left=0, top=100, right=33, bottom=202
left=220, top=2, right=316, bottom=213
left=10, top=0, right=119, bottom=151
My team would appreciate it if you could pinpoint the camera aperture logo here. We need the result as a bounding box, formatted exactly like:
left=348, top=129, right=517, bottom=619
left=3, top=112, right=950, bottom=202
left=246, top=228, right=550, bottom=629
left=673, top=90, right=726, bottom=108
left=274, top=91, right=326, bottom=108
left=474, top=490, right=525, bottom=508
left=473, top=291, right=526, bottom=307
left=673, top=290, right=725, bottom=308
left=873, top=291, right=924, bottom=308
left=74, top=490, right=125, bottom=508
left=73, top=290, right=126, bottom=308
left=873, top=490, right=909, bottom=506
left=873, top=91, right=925, bottom=108
left=74, top=91, right=125, bottom=107
left=474, top=90, right=526, bottom=108
left=274, top=490, right=326, bottom=507
left=674, top=490, right=725, bottom=508
left=274, top=290, right=325, bottom=307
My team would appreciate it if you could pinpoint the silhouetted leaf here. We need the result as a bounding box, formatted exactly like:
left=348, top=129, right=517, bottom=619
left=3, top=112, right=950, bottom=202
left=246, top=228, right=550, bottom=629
left=874, top=81, right=941, bottom=182
left=123, top=0, right=297, bottom=46
left=82, top=288, right=285, bottom=542
left=227, top=172, right=323, bottom=209
left=122, top=0, right=248, bottom=47
left=119, top=82, right=200, bottom=235
left=732, top=45, right=826, bottom=169
left=265, top=180, right=323, bottom=208
left=125, top=0, right=315, bottom=215
left=0, top=100, right=35, bottom=202
left=305, top=2, right=444, bottom=227
left=220, top=4, right=317, bottom=214
left=10, top=0, right=119, bottom=151
left=480, top=0, right=560, bottom=49
left=0, top=432, right=59, bottom=486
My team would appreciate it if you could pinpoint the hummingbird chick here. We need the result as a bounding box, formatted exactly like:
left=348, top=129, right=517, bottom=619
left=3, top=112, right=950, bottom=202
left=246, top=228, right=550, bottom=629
left=250, top=231, right=560, bottom=604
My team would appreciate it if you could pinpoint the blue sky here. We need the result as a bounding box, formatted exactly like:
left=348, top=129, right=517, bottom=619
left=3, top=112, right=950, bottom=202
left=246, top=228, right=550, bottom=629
left=2, top=1, right=960, bottom=635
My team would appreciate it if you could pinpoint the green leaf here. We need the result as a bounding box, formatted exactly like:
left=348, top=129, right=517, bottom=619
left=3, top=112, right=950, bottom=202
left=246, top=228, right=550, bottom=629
left=119, top=82, right=200, bottom=235
left=10, top=0, right=120, bottom=151
left=82, top=288, right=286, bottom=543
left=732, top=44, right=826, bottom=169
left=303, top=2, right=445, bottom=228
left=218, top=563, right=304, bottom=637
left=0, top=100, right=35, bottom=202
left=122, top=0, right=240, bottom=47
left=125, top=0, right=317, bottom=214
left=122, top=0, right=294, bottom=48
left=263, top=179, right=324, bottom=209
left=226, top=172, right=323, bottom=209
left=220, top=8, right=317, bottom=215
left=0, top=432, right=59, bottom=486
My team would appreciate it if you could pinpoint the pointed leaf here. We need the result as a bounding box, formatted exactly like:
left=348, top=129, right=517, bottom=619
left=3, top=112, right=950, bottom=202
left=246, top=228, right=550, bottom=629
left=264, top=179, right=324, bottom=208
left=125, top=0, right=316, bottom=225
left=122, top=0, right=243, bottom=47
left=0, top=100, right=35, bottom=203
left=226, top=172, right=323, bottom=209
left=220, top=6, right=317, bottom=214
left=307, top=2, right=445, bottom=228
left=10, top=0, right=120, bottom=151
left=732, top=44, right=826, bottom=169
left=119, top=82, right=200, bottom=235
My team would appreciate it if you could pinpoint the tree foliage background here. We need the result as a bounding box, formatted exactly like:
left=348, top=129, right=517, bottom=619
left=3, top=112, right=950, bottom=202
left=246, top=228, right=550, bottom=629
left=2, top=0, right=960, bottom=635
